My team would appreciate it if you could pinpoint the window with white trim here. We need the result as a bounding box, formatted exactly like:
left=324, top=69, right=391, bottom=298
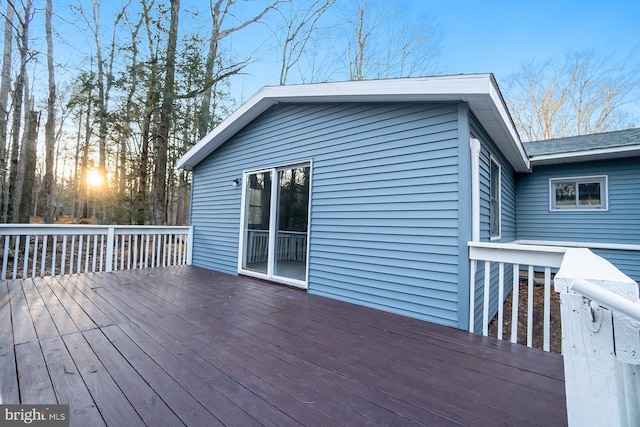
left=550, top=175, right=608, bottom=210
left=490, top=158, right=501, bottom=239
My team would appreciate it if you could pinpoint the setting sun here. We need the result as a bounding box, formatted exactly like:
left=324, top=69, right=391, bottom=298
left=86, top=170, right=103, bottom=188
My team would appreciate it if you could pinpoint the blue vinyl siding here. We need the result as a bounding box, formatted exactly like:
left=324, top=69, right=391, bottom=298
left=469, top=114, right=518, bottom=332
left=191, top=102, right=465, bottom=326
left=517, top=157, right=640, bottom=280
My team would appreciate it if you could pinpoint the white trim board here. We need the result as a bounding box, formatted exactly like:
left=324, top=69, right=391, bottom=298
left=514, top=240, right=640, bottom=252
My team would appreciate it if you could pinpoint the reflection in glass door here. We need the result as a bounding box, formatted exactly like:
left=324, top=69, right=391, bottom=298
left=242, top=171, right=272, bottom=274
left=274, top=166, right=310, bottom=281
left=240, top=164, right=310, bottom=286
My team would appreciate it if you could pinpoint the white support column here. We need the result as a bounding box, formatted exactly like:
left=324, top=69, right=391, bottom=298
left=468, top=138, right=481, bottom=332
left=186, top=226, right=194, bottom=265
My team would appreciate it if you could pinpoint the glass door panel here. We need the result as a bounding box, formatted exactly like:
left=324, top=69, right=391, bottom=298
left=274, top=166, right=310, bottom=281
left=242, top=171, right=272, bottom=274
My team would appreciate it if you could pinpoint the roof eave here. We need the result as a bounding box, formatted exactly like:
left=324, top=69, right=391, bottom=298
left=176, top=75, right=529, bottom=172
left=529, top=145, right=640, bottom=166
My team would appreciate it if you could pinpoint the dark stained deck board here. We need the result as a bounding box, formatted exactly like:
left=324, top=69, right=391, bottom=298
left=0, top=280, right=19, bottom=404
left=81, top=328, right=184, bottom=427
left=99, top=325, right=223, bottom=427
left=31, top=278, right=80, bottom=336
left=39, top=336, right=105, bottom=426
left=15, top=341, right=56, bottom=404
left=1, top=266, right=568, bottom=426
left=8, top=279, right=38, bottom=345
left=189, top=296, right=527, bottom=425
left=61, top=332, right=145, bottom=427
left=20, top=279, right=60, bottom=340
left=41, top=276, right=98, bottom=332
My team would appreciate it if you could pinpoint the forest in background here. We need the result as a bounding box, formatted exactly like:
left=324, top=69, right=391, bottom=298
left=0, top=0, right=638, bottom=226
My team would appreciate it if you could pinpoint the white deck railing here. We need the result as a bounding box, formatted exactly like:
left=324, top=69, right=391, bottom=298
left=554, top=248, right=640, bottom=427
left=0, top=224, right=193, bottom=280
left=246, top=229, right=307, bottom=263
left=468, top=241, right=566, bottom=351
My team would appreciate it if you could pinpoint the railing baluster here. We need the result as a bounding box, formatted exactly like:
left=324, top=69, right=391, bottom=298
left=26, top=235, right=32, bottom=278
left=99, top=234, right=105, bottom=272
left=527, top=265, right=534, bottom=348
left=92, top=235, right=98, bottom=273
left=120, top=234, right=125, bottom=271
left=13, top=236, right=21, bottom=280
left=158, top=234, right=163, bottom=267
left=40, top=235, right=48, bottom=277
left=31, top=234, right=40, bottom=279
left=84, top=235, right=90, bottom=273
left=163, top=234, right=167, bottom=267
left=543, top=267, right=551, bottom=352
left=2, top=235, right=9, bottom=280
left=61, top=236, right=67, bottom=276
left=51, top=235, right=57, bottom=277
left=151, top=235, right=157, bottom=267
left=127, top=235, right=132, bottom=270
left=70, top=236, right=76, bottom=275
left=469, top=259, right=476, bottom=333
left=511, top=263, right=520, bottom=343
left=77, top=235, right=83, bottom=274
left=133, top=234, right=138, bottom=269
left=144, top=234, right=150, bottom=268
left=497, top=262, right=504, bottom=340
left=482, top=260, right=491, bottom=336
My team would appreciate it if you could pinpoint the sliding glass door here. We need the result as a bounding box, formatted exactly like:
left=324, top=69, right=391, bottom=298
left=240, top=163, right=310, bottom=287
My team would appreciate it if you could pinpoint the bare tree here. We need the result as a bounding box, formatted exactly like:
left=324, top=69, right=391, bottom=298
left=7, top=0, right=34, bottom=223
left=16, top=95, right=38, bottom=224
left=344, top=0, right=442, bottom=81
left=505, top=50, right=640, bottom=141
left=0, top=0, right=14, bottom=222
left=275, top=0, right=336, bottom=85
left=42, top=0, right=56, bottom=223
left=154, top=0, right=180, bottom=225
left=197, top=0, right=284, bottom=139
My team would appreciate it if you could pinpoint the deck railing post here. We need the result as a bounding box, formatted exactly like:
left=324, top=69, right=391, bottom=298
left=555, top=248, right=640, bottom=427
left=105, top=226, right=115, bottom=273
left=186, top=226, right=194, bottom=265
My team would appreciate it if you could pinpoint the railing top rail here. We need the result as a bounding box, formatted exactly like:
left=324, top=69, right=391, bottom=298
left=468, top=241, right=568, bottom=253
left=468, top=241, right=566, bottom=267
left=0, top=224, right=192, bottom=236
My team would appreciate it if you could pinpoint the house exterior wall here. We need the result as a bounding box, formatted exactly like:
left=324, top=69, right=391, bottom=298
left=517, top=157, right=640, bottom=280
left=190, top=101, right=471, bottom=327
left=469, top=114, right=518, bottom=332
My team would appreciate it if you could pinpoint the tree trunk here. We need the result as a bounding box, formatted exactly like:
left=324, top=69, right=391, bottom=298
left=0, top=0, right=14, bottom=222
left=43, top=0, right=56, bottom=224
left=7, top=0, right=32, bottom=223
left=17, top=98, right=38, bottom=224
left=154, top=0, right=180, bottom=225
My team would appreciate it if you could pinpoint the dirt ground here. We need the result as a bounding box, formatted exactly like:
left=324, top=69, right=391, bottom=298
left=489, top=282, right=562, bottom=353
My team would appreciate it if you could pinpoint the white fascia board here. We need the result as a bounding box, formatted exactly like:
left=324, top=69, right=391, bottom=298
left=177, top=74, right=529, bottom=172
left=530, top=145, right=640, bottom=166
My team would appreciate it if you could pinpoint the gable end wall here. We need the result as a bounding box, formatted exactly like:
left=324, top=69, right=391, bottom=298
left=190, top=102, right=465, bottom=327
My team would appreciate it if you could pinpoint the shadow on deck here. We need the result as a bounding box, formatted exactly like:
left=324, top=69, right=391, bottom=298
left=0, top=266, right=567, bottom=426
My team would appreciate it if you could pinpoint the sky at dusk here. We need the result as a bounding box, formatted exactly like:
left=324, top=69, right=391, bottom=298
left=16, top=0, right=640, bottom=113
left=226, top=0, right=640, bottom=102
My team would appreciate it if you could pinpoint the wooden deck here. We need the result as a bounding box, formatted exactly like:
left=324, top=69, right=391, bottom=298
left=0, top=266, right=567, bottom=426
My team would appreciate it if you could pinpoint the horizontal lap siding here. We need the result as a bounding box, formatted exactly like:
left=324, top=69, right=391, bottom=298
left=191, top=102, right=462, bottom=326
left=517, top=157, right=640, bottom=280
left=470, top=114, right=518, bottom=332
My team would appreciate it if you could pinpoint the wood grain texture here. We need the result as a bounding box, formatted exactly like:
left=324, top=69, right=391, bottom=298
left=2, top=266, right=567, bottom=426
